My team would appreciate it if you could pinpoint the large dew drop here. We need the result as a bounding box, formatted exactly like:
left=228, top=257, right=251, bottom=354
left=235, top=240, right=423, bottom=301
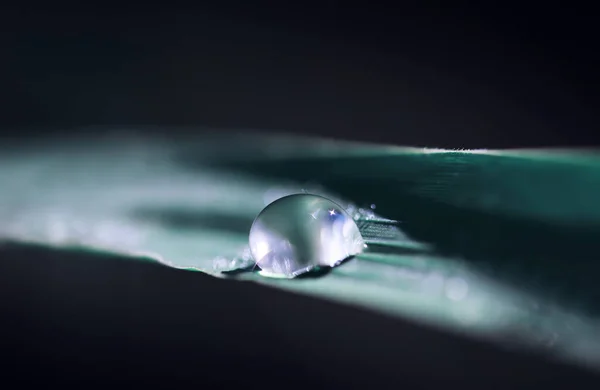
left=249, top=194, right=365, bottom=278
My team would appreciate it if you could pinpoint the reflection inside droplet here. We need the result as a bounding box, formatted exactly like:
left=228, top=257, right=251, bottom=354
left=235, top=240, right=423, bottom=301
left=249, top=194, right=365, bottom=278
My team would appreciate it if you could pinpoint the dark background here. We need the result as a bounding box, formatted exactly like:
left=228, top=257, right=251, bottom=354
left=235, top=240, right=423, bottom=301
left=2, top=3, right=600, bottom=388
left=1, top=3, right=598, bottom=147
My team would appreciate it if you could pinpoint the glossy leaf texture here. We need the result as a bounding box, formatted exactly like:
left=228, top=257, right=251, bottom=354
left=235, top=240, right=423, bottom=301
left=1, top=131, right=600, bottom=371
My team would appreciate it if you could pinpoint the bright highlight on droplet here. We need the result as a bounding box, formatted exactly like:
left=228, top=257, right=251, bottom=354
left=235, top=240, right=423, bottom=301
left=249, top=194, right=365, bottom=278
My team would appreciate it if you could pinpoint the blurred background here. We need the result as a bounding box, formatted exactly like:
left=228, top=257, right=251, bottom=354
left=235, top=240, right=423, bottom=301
left=1, top=3, right=598, bottom=148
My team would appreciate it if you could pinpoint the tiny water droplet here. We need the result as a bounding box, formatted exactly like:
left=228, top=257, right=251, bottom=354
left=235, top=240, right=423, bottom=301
left=212, top=256, right=230, bottom=271
left=241, top=247, right=252, bottom=260
left=370, top=204, right=376, bottom=210
left=249, top=194, right=364, bottom=278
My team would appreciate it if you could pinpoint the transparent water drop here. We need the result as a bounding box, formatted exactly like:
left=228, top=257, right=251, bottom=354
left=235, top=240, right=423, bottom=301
left=249, top=194, right=365, bottom=278
left=212, top=256, right=230, bottom=271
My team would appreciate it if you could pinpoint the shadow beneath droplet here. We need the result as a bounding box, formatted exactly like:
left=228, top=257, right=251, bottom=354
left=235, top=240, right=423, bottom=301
left=221, top=257, right=357, bottom=279
left=130, top=206, right=254, bottom=235
left=221, top=264, right=258, bottom=276
left=295, top=266, right=333, bottom=279
left=295, top=256, right=357, bottom=279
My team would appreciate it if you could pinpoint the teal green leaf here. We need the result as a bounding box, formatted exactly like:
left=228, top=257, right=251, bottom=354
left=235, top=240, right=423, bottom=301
left=1, top=132, right=599, bottom=370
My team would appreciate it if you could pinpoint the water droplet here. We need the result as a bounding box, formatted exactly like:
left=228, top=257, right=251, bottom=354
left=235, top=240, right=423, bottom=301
left=370, top=204, right=376, bottom=210
left=249, top=194, right=365, bottom=278
left=212, top=256, right=230, bottom=271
